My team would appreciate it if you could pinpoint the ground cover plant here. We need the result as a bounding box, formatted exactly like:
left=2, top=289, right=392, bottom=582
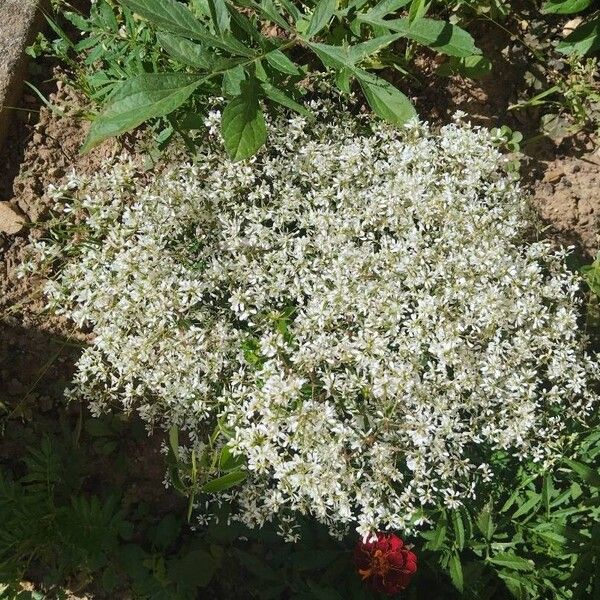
left=9, top=96, right=599, bottom=597
left=2, top=0, right=600, bottom=599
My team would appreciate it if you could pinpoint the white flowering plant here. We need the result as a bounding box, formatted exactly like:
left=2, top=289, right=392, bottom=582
left=24, top=100, right=599, bottom=542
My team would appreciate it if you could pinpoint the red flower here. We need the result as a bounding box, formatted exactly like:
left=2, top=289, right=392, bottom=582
left=354, top=533, right=417, bottom=595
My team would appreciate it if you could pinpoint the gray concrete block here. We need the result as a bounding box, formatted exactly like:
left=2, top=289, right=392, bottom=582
left=0, top=0, right=45, bottom=150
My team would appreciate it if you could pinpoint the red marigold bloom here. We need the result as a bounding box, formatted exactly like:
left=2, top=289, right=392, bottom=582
left=354, top=533, right=417, bottom=595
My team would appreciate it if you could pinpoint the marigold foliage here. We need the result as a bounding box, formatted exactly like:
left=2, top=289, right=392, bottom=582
left=30, top=104, right=599, bottom=538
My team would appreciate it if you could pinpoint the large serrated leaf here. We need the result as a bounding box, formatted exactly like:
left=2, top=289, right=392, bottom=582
left=542, top=0, right=592, bottom=14
left=121, top=0, right=207, bottom=39
left=359, top=15, right=480, bottom=57
left=221, top=81, right=267, bottom=160
left=564, top=458, right=600, bottom=487
left=157, top=32, right=214, bottom=69
left=357, top=71, right=416, bottom=125
left=261, top=83, right=311, bottom=116
left=208, top=0, right=231, bottom=33
left=265, top=49, right=300, bottom=75
left=305, top=0, right=337, bottom=39
left=347, top=33, right=402, bottom=63
left=366, top=0, right=412, bottom=19
left=449, top=552, right=463, bottom=593
left=307, top=41, right=353, bottom=69
left=487, top=552, right=535, bottom=572
left=557, top=18, right=600, bottom=56
left=81, top=73, right=202, bottom=153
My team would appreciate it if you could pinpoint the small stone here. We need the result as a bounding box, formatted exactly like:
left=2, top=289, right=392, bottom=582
left=0, top=201, right=26, bottom=235
left=544, top=166, right=565, bottom=184
left=563, top=18, right=582, bottom=37
left=32, top=132, right=43, bottom=144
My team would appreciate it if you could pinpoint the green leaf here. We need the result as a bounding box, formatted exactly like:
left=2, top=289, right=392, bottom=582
left=334, top=68, right=353, bottom=93
left=265, top=49, right=301, bottom=75
left=169, top=426, right=179, bottom=460
left=557, top=18, right=600, bottom=56
left=452, top=510, right=465, bottom=551
left=541, top=474, right=553, bottom=515
left=154, top=514, right=182, bottom=549
left=476, top=500, right=495, bottom=541
left=359, top=15, right=480, bottom=57
left=542, top=0, right=592, bottom=14
left=261, top=83, right=311, bottom=116
left=201, top=469, right=247, bottom=493
left=219, top=445, right=246, bottom=471
left=121, top=0, right=207, bottom=39
left=347, top=33, right=402, bottom=63
left=357, top=71, right=416, bottom=125
left=157, top=32, right=214, bottom=69
left=305, top=0, right=337, bottom=39
left=408, top=0, right=426, bottom=23
left=279, top=0, right=303, bottom=22
left=168, top=549, right=217, bottom=589
left=366, top=0, right=412, bottom=19
left=258, top=0, right=292, bottom=31
left=221, top=80, right=267, bottom=160
left=437, top=55, right=492, bottom=78
left=81, top=73, right=202, bottom=153
left=511, top=493, right=540, bottom=519
left=122, top=0, right=253, bottom=56
left=564, top=458, right=600, bottom=487
left=497, top=570, right=529, bottom=600
left=208, top=0, right=231, bottom=33
left=222, top=65, right=247, bottom=96
left=487, top=552, right=535, bottom=572
left=307, top=41, right=353, bottom=69
left=449, top=552, right=463, bottom=592
left=427, top=519, right=447, bottom=551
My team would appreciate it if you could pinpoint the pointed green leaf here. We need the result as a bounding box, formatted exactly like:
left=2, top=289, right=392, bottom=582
left=452, top=510, right=465, bottom=551
left=261, top=83, right=311, bottom=116
left=305, top=0, right=337, bottom=39
left=366, top=0, right=412, bottom=18
left=408, top=0, right=426, bottom=23
left=258, top=0, right=292, bottom=30
left=81, top=73, right=202, bottom=153
left=359, top=15, right=480, bottom=57
left=449, top=552, right=463, bottom=592
left=347, top=33, right=402, bottom=63
left=221, top=81, right=267, bottom=160
left=307, top=41, right=353, bottom=69
left=121, top=0, right=208, bottom=39
left=157, top=32, right=214, bottom=69
left=208, top=0, right=231, bottom=33
left=265, top=49, right=301, bottom=75
left=201, top=469, right=247, bottom=493
left=542, top=0, right=592, bottom=14
left=222, top=65, right=247, bottom=96
left=557, top=18, right=600, bottom=56
left=334, top=68, right=353, bottom=93
left=476, top=500, right=495, bottom=541
left=564, top=458, right=600, bottom=487
left=487, top=552, right=535, bottom=572
left=357, top=71, right=416, bottom=125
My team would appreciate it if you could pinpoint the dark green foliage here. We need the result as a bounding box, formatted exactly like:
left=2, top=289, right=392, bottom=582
left=34, top=0, right=483, bottom=158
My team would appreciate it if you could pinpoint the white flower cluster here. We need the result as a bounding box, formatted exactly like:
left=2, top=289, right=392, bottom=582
left=34, top=104, right=598, bottom=538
